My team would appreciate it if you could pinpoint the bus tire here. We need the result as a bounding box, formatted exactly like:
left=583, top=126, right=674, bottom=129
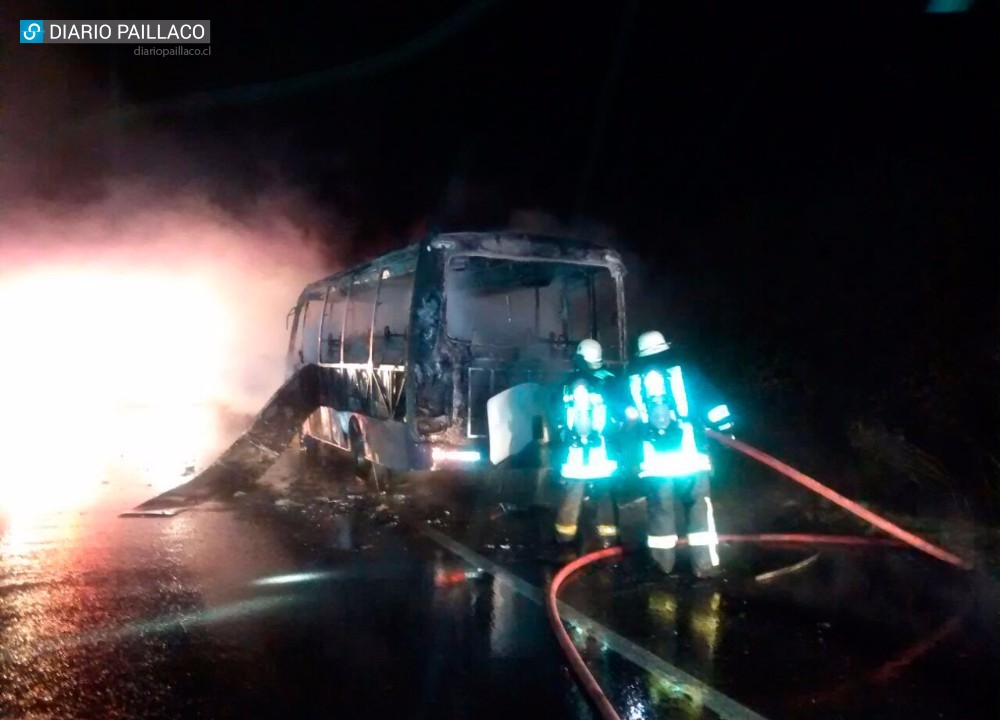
left=301, top=433, right=321, bottom=461
left=348, top=419, right=369, bottom=480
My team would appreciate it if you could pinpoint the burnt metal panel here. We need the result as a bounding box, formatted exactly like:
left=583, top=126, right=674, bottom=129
left=467, top=366, right=540, bottom=438
left=371, top=366, right=406, bottom=421
left=130, top=363, right=320, bottom=511
left=435, top=231, right=626, bottom=272
left=467, top=367, right=491, bottom=437
left=408, top=242, right=455, bottom=441
left=316, top=366, right=350, bottom=417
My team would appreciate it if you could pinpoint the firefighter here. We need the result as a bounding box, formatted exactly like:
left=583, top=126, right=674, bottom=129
left=553, top=339, right=620, bottom=548
left=628, top=331, right=733, bottom=578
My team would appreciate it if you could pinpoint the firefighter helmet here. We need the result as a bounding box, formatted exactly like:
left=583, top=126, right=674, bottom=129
left=575, top=339, right=603, bottom=369
left=637, top=330, right=670, bottom=358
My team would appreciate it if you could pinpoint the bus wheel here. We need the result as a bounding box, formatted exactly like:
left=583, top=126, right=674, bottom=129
left=300, top=433, right=321, bottom=462
left=348, top=421, right=369, bottom=480
left=348, top=421, right=391, bottom=492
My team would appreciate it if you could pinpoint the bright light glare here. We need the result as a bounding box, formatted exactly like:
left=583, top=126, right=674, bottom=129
left=0, top=269, right=230, bottom=513
left=0, top=198, right=330, bottom=517
left=251, top=571, right=338, bottom=586
left=431, top=448, right=482, bottom=463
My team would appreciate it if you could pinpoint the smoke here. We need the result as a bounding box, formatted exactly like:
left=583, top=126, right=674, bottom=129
left=507, top=209, right=620, bottom=246
left=0, top=9, right=348, bottom=509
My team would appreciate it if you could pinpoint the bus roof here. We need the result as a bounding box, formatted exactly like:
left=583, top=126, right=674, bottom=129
left=432, top=231, right=623, bottom=267
left=301, top=231, right=624, bottom=295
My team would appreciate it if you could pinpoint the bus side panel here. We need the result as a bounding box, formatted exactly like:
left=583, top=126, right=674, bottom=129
left=322, top=407, right=346, bottom=448
left=326, top=408, right=349, bottom=448
left=303, top=407, right=341, bottom=446
left=316, top=365, right=351, bottom=419
left=299, top=366, right=352, bottom=447
left=358, top=416, right=409, bottom=470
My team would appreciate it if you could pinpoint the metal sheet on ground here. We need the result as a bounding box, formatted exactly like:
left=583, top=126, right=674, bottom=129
left=126, top=364, right=319, bottom=512
left=119, top=508, right=189, bottom=518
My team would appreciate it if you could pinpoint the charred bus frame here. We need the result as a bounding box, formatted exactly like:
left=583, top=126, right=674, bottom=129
left=286, top=231, right=627, bottom=474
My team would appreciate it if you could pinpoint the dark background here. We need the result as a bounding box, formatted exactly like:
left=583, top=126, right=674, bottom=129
left=3, top=0, right=997, bottom=515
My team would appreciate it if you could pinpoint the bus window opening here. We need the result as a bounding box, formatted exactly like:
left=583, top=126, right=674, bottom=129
left=444, top=256, right=620, bottom=362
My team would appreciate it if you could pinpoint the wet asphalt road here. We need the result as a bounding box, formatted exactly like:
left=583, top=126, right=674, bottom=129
left=2, top=447, right=997, bottom=720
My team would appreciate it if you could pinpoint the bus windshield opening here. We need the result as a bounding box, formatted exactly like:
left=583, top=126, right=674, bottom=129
left=445, top=256, right=619, bottom=361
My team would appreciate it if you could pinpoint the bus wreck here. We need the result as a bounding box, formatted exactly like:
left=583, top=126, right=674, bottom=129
left=287, top=231, right=627, bottom=480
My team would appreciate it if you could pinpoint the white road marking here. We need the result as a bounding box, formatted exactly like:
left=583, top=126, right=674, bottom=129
left=423, top=527, right=771, bottom=720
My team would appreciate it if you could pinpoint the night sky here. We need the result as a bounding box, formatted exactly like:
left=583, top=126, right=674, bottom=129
left=6, top=0, right=998, bottom=509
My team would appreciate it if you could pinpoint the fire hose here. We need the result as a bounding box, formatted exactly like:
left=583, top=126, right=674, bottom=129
left=546, top=434, right=974, bottom=720
left=705, top=430, right=972, bottom=570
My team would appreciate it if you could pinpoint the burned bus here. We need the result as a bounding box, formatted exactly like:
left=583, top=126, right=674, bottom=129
left=286, top=232, right=626, bottom=479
